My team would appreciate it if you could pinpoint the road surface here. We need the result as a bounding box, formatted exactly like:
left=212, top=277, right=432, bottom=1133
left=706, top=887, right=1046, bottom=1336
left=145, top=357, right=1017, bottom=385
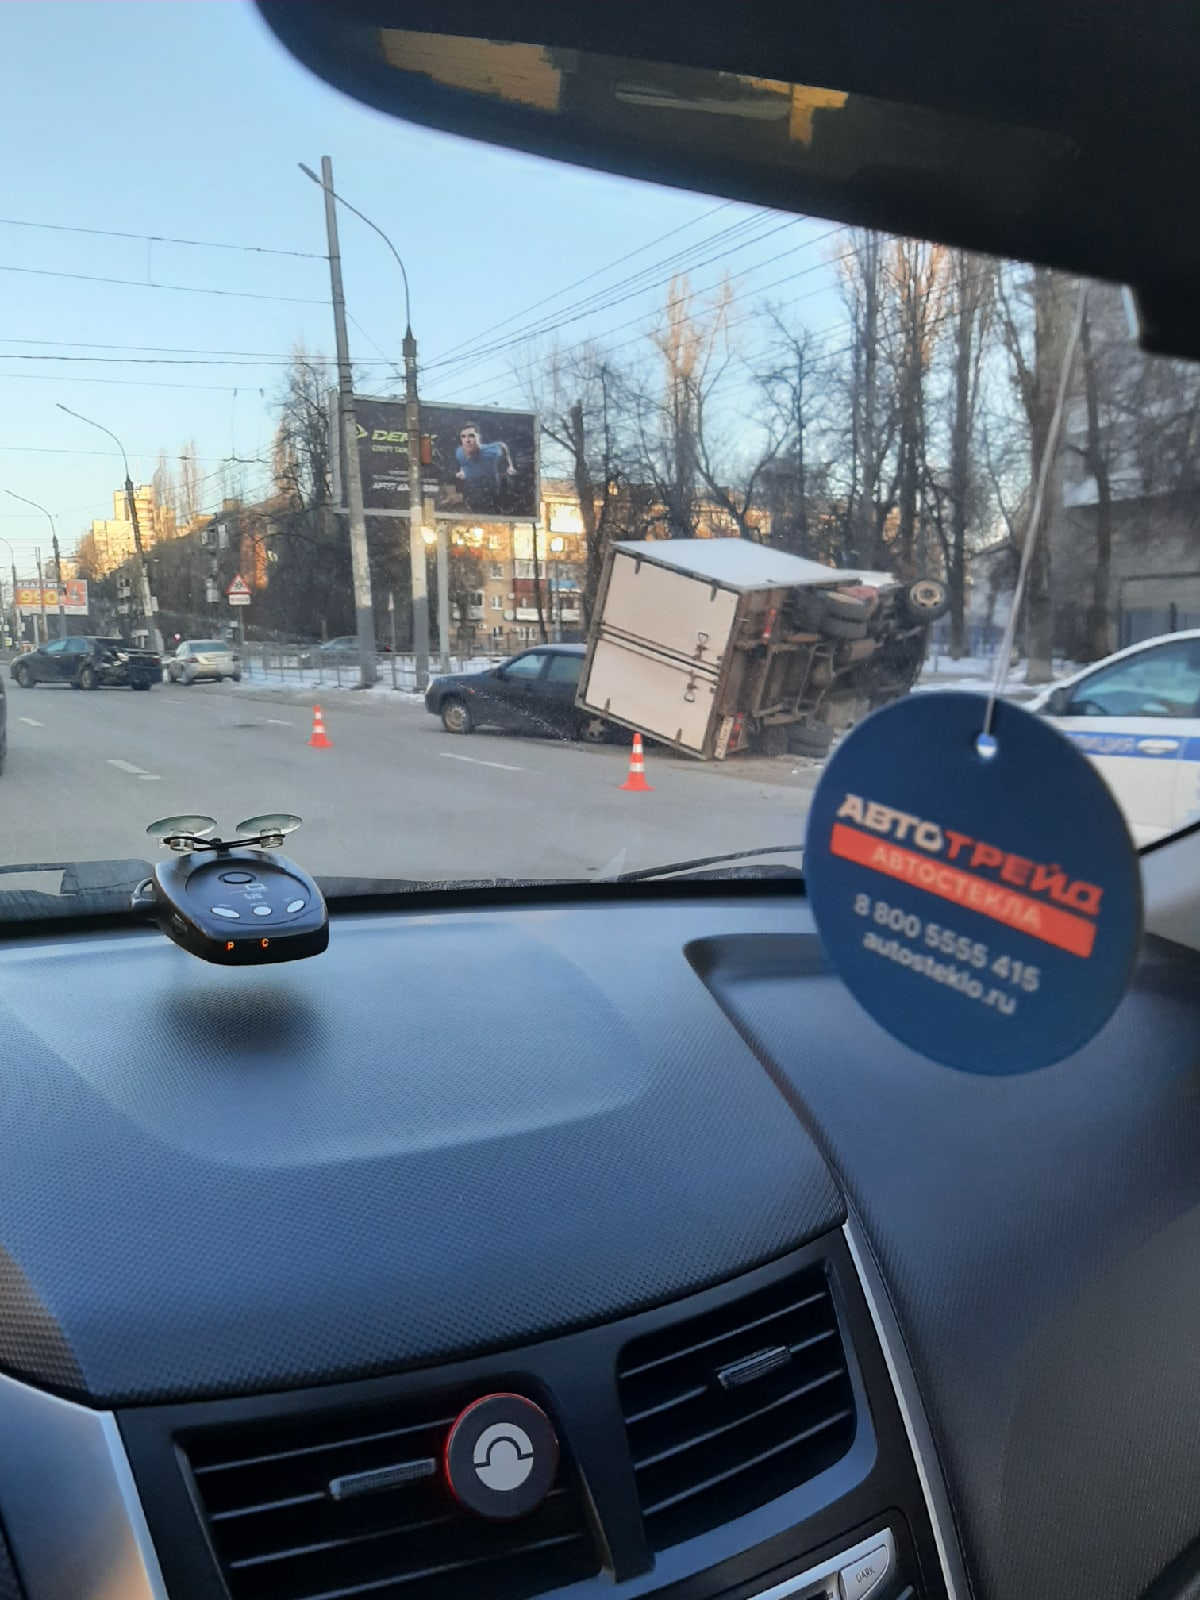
left=0, top=677, right=817, bottom=885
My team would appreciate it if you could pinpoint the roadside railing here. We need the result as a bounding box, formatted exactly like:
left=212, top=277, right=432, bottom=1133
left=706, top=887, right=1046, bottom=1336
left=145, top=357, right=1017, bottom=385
left=239, top=646, right=505, bottom=692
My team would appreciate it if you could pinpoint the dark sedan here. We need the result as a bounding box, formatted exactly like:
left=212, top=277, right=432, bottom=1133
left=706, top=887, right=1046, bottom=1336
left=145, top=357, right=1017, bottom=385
left=424, top=644, right=611, bottom=742
left=11, top=636, right=161, bottom=691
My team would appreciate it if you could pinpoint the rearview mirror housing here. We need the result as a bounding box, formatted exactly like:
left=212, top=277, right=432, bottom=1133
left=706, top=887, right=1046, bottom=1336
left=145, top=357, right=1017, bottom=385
left=257, top=1, right=1200, bottom=359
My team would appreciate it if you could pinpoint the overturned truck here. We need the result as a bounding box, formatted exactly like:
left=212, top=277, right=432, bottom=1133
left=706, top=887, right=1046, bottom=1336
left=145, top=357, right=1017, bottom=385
left=576, top=539, right=947, bottom=759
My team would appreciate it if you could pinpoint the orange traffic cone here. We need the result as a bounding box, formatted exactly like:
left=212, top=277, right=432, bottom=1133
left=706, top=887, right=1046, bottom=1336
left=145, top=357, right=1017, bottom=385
left=309, top=705, right=333, bottom=749
left=620, top=732, right=653, bottom=792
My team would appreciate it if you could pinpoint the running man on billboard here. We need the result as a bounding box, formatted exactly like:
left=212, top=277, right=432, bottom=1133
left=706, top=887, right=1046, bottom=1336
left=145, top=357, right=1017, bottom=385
left=455, top=422, right=515, bottom=513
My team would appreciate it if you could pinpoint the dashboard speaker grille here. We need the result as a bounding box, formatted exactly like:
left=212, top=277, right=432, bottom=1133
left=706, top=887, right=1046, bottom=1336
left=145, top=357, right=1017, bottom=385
left=617, top=1266, right=857, bottom=1549
left=183, top=1391, right=598, bottom=1600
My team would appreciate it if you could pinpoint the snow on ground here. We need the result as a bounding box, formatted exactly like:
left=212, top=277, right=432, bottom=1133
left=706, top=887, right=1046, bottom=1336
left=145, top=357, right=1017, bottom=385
left=233, top=652, right=501, bottom=704
left=915, top=652, right=1078, bottom=700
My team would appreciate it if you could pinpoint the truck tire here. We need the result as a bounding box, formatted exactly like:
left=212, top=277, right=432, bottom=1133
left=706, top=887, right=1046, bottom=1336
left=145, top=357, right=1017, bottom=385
left=757, top=723, right=789, bottom=758
left=822, top=615, right=869, bottom=641
left=901, top=577, right=949, bottom=625
left=821, top=590, right=873, bottom=624
left=789, top=722, right=834, bottom=756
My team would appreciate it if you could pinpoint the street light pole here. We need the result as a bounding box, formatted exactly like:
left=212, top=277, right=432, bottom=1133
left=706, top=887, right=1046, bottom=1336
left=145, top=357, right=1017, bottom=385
left=6, top=490, right=65, bottom=638
left=299, top=163, right=433, bottom=688
left=0, top=536, right=20, bottom=646
left=34, top=548, right=48, bottom=646
left=302, top=158, right=377, bottom=689
left=55, top=405, right=162, bottom=652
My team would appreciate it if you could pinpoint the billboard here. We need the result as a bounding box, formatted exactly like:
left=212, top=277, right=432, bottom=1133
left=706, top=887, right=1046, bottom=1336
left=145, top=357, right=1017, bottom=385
left=15, top=579, right=88, bottom=615
left=332, top=394, right=539, bottom=522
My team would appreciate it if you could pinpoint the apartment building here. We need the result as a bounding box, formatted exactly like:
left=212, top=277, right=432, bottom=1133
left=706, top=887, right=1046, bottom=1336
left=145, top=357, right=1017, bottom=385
left=85, top=486, right=178, bottom=577
left=450, top=479, right=586, bottom=651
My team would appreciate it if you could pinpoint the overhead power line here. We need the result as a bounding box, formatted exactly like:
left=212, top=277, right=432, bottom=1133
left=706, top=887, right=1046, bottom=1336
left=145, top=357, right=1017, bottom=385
left=428, top=199, right=737, bottom=366
left=0, top=215, right=324, bottom=259
left=0, top=262, right=326, bottom=305
left=0, top=351, right=396, bottom=368
left=423, top=214, right=804, bottom=378
left=423, top=224, right=850, bottom=403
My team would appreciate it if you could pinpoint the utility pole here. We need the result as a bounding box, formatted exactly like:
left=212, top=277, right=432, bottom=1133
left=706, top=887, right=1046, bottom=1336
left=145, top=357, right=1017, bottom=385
left=34, top=548, right=48, bottom=645
left=299, top=160, right=423, bottom=687
left=55, top=405, right=161, bottom=651
left=122, top=485, right=153, bottom=644
left=406, top=331, right=430, bottom=684
left=7, top=491, right=65, bottom=637
left=431, top=505, right=450, bottom=671
left=315, top=155, right=376, bottom=688
left=0, top=538, right=18, bottom=645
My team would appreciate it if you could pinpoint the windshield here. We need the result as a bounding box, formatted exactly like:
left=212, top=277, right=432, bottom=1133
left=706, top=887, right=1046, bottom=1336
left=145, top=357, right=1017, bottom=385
left=1, top=4, right=1197, bottom=897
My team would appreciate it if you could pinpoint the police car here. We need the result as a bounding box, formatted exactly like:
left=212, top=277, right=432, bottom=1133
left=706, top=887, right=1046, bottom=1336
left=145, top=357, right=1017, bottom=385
left=1030, top=630, right=1200, bottom=846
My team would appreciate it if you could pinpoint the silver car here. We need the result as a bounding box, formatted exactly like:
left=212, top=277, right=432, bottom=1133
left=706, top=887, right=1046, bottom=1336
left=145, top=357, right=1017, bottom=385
left=166, top=639, right=242, bottom=685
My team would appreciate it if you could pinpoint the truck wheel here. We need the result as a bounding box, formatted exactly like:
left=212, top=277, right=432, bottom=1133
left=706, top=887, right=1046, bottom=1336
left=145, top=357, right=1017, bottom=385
left=757, top=724, right=789, bottom=757
left=821, top=590, right=873, bottom=623
left=441, top=697, right=473, bottom=734
left=823, top=616, right=869, bottom=641
left=789, top=723, right=834, bottom=756
left=902, top=577, right=949, bottom=624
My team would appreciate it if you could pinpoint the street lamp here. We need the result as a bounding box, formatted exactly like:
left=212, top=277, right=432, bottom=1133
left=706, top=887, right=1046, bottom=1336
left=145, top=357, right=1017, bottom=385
left=0, top=535, right=20, bottom=647
left=298, top=164, right=444, bottom=679
left=55, top=404, right=161, bottom=651
left=5, top=490, right=65, bottom=638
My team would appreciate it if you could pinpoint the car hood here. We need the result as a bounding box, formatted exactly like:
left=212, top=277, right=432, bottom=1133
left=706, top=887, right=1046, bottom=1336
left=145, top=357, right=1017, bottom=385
left=431, top=669, right=493, bottom=688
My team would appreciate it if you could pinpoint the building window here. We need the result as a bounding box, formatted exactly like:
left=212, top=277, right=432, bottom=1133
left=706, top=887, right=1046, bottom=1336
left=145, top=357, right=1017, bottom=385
left=470, top=591, right=484, bottom=607
left=490, top=594, right=503, bottom=611
left=489, top=562, right=504, bottom=580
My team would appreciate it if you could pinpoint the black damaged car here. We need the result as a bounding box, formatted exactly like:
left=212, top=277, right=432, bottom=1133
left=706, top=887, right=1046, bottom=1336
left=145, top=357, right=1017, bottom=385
left=11, top=636, right=162, bottom=691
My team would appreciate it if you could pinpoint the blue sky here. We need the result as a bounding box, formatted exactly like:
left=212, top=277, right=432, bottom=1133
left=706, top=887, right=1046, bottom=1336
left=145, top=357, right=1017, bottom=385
left=0, top=2, right=841, bottom=574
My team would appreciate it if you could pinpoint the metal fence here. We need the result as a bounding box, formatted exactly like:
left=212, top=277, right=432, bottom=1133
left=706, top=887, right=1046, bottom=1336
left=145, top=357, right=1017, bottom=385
left=239, top=645, right=505, bottom=692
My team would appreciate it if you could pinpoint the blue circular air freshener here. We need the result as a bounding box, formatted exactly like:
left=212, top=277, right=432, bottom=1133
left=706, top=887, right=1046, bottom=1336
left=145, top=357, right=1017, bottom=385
left=804, top=692, right=1143, bottom=1072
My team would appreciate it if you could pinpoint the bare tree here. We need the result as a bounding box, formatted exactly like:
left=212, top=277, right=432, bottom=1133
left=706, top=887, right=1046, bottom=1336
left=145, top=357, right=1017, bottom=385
left=996, top=265, right=1075, bottom=681
left=942, top=251, right=995, bottom=653
left=526, top=340, right=638, bottom=630
left=881, top=239, right=950, bottom=578
left=1077, top=302, right=1116, bottom=660
left=177, top=440, right=201, bottom=530
left=837, top=230, right=895, bottom=565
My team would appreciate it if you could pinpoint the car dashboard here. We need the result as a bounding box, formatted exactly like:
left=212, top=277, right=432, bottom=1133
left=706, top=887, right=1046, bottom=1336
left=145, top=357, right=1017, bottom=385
left=0, top=888, right=1196, bottom=1600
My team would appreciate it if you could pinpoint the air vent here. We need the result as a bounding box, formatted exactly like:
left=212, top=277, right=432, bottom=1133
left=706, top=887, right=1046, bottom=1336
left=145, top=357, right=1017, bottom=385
left=617, top=1267, right=856, bottom=1549
left=184, top=1390, right=598, bottom=1600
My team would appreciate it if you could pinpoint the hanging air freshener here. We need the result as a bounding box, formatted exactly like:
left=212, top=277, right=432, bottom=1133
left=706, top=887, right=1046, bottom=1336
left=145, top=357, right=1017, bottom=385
left=803, top=691, right=1142, bottom=1071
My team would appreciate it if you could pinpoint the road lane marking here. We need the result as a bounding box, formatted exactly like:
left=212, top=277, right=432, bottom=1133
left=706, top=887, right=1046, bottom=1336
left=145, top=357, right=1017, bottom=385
left=17, top=717, right=43, bottom=727
left=267, top=718, right=293, bottom=726
left=107, top=758, right=160, bottom=780
left=438, top=752, right=523, bottom=772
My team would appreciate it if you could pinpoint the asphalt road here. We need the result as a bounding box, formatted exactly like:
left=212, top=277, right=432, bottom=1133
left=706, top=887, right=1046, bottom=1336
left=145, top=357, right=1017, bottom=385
left=0, top=676, right=817, bottom=885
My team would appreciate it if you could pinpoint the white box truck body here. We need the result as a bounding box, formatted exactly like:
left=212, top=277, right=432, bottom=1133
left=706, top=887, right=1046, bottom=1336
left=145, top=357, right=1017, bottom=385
left=577, top=540, right=945, bottom=759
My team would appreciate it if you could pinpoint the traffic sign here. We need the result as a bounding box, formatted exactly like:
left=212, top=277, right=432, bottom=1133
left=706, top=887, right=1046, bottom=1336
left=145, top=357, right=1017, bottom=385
left=226, top=575, right=251, bottom=607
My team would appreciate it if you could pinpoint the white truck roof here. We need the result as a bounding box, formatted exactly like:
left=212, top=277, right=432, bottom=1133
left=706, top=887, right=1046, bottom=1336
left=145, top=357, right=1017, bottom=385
left=612, top=538, right=867, bottom=592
